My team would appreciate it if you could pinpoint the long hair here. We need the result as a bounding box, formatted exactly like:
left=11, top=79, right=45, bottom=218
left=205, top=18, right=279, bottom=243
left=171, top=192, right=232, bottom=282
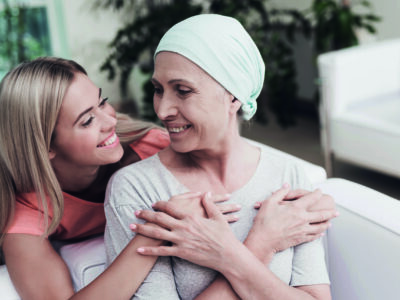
left=0, top=57, right=157, bottom=244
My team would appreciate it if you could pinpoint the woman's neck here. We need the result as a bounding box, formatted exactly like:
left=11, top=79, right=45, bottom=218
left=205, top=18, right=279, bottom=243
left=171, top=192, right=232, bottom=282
left=55, top=146, right=141, bottom=201
left=160, top=136, right=260, bottom=194
left=56, top=166, right=100, bottom=193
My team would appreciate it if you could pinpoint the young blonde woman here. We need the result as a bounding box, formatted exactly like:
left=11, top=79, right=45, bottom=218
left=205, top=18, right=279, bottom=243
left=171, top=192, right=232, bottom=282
left=0, top=57, right=239, bottom=300
left=0, top=57, right=335, bottom=299
left=104, top=14, right=337, bottom=300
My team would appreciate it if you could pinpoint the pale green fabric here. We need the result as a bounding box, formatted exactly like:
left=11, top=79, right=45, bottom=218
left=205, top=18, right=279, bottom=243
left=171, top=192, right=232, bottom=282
left=154, top=14, right=265, bottom=120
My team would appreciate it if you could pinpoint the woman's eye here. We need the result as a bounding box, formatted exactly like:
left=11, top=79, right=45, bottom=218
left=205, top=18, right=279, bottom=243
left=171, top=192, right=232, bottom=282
left=82, top=115, right=95, bottom=127
left=154, top=86, right=163, bottom=95
left=99, top=97, right=109, bottom=107
left=177, top=86, right=191, bottom=96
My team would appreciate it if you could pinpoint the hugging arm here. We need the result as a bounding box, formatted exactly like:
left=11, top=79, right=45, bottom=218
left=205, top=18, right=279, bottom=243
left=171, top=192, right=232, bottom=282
left=132, top=187, right=336, bottom=300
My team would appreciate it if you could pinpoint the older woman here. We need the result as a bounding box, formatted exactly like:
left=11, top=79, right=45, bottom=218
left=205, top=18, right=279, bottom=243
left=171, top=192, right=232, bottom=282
left=105, top=14, right=333, bottom=300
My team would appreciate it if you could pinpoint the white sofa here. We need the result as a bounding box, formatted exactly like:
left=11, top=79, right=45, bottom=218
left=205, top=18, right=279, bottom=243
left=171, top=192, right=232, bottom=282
left=1, top=145, right=400, bottom=299
left=317, top=39, right=400, bottom=178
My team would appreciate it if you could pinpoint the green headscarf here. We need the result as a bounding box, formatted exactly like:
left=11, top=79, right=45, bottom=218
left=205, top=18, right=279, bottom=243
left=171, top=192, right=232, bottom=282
left=154, top=14, right=265, bottom=120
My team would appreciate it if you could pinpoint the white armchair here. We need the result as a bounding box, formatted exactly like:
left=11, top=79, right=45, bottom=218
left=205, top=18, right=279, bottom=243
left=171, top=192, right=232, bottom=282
left=317, top=39, right=400, bottom=178
left=1, top=145, right=399, bottom=299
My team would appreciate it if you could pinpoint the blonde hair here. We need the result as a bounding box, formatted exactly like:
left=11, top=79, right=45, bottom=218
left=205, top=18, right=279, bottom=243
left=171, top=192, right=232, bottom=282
left=0, top=57, right=157, bottom=244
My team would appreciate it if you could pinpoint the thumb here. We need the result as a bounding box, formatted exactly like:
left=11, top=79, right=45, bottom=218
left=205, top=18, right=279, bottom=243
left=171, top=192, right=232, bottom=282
left=202, top=192, right=224, bottom=221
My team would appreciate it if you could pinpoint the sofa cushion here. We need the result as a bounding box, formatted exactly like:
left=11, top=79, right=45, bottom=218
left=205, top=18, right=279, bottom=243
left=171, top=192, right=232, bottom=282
left=60, top=235, right=106, bottom=291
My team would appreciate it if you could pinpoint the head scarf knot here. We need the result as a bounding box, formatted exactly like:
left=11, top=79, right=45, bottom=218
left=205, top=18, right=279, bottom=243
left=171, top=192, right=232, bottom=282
left=154, top=14, right=265, bottom=120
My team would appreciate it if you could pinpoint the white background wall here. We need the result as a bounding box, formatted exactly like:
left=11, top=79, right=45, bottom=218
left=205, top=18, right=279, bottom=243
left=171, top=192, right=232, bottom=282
left=55, top=0, right=400, bottom=105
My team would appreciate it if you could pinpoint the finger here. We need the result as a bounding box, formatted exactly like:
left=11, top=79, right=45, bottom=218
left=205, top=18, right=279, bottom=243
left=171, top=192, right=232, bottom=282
left=308, top=209, right=339, bottom=224
left=202, top=192, right=225, bottom=221
left=137, top=245, right=178, bottom=257
left=281, top=189, right=323, bottom=208
left=130, top=222, right=176, bottom=242
left=151, top=201, right=186, bottom=219
left=262, top=184, right=291, bottom=205
left=210, top=193, right=231, bottom=203
left=135, top=209, right=180, bottom=229
left=283, top=189, right=309, bottom=200
left=223, top=213, right=239, bottom=223
left=216, top=203, right=241, bottom=214
left=306, top=221, right=331, bottom=236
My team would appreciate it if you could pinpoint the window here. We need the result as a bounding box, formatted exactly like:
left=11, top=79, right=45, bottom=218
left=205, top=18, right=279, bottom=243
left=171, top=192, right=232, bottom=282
left=0, top=0, right=59, bottom=80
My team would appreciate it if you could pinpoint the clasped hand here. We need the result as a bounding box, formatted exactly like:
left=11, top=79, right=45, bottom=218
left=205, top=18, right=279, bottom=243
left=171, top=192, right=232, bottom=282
left=130, top=186, right=338, bottom=270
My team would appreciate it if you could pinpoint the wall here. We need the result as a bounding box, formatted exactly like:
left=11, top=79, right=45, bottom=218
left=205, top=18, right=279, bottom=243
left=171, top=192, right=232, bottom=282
left=48, top=0, right=128, bottom=104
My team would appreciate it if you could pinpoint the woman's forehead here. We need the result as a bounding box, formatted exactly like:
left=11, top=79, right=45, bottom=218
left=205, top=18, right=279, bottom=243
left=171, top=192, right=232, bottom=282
left=153, top=52, right=213, bottom=83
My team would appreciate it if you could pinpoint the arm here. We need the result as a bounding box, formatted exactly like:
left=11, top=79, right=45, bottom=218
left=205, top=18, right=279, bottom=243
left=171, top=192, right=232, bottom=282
left=196, top=188, right=332, bottom=300
left=3, top=232, right=163, bottom=300
left=133, top=187, right=336, bottom=300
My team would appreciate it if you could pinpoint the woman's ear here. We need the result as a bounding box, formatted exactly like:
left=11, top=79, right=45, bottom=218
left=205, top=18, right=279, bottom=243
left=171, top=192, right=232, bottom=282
left=230, top=97, right=242, bottom=114
left=48, top=148, right=56, bottom=160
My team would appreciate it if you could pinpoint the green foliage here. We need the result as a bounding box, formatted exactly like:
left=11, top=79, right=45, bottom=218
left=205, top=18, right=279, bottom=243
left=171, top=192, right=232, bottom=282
left=97, top=0, right=380, bottom=127
left=310, top=0, right=381, bottom=54
left=0, top=1, right=51, bottom=75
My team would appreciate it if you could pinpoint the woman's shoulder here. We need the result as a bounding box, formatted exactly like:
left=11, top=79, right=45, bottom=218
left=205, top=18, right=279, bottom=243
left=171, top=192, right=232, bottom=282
left=109, top=154, right=164, bottom=187
left=8, top=191, right=105, bottom=239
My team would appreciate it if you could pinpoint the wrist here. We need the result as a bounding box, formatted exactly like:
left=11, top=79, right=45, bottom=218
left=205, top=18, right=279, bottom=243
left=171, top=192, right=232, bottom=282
left=244, top=234, right=275, bottom=265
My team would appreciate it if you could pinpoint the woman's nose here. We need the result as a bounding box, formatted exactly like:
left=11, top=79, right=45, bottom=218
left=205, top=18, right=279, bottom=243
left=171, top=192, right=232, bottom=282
left=100, top=107, right=117, bottom=132
left=155, top=96, right=178, bottom=120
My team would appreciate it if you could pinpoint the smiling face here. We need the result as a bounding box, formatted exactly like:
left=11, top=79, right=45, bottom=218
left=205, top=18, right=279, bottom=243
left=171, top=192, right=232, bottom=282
left=152, top=52, right=241, bottom=153
left=49, top=72, right=123, bottom=171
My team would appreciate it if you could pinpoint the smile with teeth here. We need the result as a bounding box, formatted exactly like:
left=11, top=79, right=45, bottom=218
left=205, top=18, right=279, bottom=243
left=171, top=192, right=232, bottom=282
left=97, top=132, right=118, bottom=148
left=168, top=125, right=191, bottom=133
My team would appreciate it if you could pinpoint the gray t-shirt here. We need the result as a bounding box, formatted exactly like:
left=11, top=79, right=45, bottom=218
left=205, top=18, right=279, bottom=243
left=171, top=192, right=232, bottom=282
left=104, top=145, right=329, bottom=299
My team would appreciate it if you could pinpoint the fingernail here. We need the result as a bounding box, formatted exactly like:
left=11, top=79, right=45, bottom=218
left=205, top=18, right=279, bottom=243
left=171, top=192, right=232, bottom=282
left=235, top=204, right=241, bottom=209
left=135, top=210, right=141, bottom=216
left=335, top=211, right=340, bottom=217
left=129, top=224, right=137, bottom=230
left=225, top=193, right=231, bottom=197
left=137, top=248, right=144, bottom=253
left=206, top=191, right=212, bottom=197
left=282, top=183, right=290, bottom=189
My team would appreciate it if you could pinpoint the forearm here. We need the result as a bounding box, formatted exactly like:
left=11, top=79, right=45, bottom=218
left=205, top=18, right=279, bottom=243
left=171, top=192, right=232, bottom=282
left=213, top=243, right=320, bottom=300
left=197, top=240, right=322, bottom=300
left=71, top=234, right=163, bottom=300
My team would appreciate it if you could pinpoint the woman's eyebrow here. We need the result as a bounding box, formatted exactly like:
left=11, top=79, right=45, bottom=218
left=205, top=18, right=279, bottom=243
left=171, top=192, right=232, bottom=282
left=73, top=107, right=93, bottom=126
left=151, top=78, right=192, bottom=85
left=73, top=88, right=102, bottom=125
left=72, top=88, right=101, bottom=126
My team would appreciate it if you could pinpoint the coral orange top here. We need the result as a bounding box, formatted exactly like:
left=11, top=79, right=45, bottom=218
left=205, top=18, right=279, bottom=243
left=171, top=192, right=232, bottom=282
left=7, top=129, right=170, bottom=240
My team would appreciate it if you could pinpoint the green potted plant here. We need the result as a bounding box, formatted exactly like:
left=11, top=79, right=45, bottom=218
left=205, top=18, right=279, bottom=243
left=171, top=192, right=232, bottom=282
left=97, top=0, right=312, bottom=126
left=96, top=0, right=380, bottom=127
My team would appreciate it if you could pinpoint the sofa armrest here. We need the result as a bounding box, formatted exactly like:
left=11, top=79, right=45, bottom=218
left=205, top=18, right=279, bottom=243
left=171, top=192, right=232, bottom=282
left=318, top=178, right=400, bottom=300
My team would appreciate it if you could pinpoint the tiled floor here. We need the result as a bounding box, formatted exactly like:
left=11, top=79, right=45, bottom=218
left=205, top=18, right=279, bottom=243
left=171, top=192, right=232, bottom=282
left=241, top=114, right=400, bottom=200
